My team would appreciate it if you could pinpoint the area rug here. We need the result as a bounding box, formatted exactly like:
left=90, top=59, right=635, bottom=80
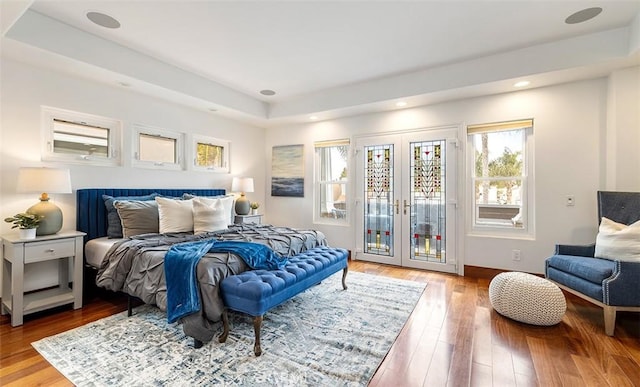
left=32, top=271, right=426, bottom=386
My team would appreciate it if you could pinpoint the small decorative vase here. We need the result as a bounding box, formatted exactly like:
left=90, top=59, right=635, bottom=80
left=251, top=209, right=258, bottom=215
left=19, top=228, right=37, bottom=239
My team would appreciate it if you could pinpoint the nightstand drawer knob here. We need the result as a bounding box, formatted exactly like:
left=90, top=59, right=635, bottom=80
left=46, top=249, right=55, bottom=253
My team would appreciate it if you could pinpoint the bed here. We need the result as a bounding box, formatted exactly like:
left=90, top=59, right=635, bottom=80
left=76, top=188, right=327, bottom=345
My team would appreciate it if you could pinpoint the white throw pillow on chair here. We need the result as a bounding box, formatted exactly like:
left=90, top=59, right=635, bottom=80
left=594, top=217, right=640, bottom=262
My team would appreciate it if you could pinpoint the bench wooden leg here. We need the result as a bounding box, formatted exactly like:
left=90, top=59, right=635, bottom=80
left=603, top=306, right=616, bottom=336
left=218, top=309, right=230, bottom=343
left=342, top=266, right=348, bottom=290
left=127, top=295, right=133, bottom=317
left=253, top=315, right=263, bottom=356
left=193, top=338, right=203, bottom=348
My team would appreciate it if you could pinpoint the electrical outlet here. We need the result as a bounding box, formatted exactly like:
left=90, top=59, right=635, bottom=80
left=512, top=249, right=521, bottom=261
left=566, top=195, right=575, bottom=206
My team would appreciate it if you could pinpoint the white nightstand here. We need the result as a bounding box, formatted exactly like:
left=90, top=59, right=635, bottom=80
left=234, top=214, right=263, bottom=225
left=1, top=230, right=86, bottom=326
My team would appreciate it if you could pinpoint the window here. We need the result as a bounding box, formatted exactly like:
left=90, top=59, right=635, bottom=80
left=315, top=139, right=349, bottom=224
left=41, top=106, right=122, bottom=166
left=468, top=119, right=533, bottom=232
left=190, top=134, right=230, bottom=173
left=132, top=124, right=183, bottom=170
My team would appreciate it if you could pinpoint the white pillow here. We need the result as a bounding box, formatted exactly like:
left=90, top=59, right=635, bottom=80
left=594, top=217, right=640, bottom=262
left=156, top=197, right=194, bottom=233
left=193, top=197, right=228, bottom=234
left=195, top=195, right=235, bottom=225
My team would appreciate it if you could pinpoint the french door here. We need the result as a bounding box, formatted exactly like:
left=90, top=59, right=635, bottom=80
left=355, top=128, right=458, bottom=273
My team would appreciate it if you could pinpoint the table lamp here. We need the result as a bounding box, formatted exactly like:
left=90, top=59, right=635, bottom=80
left=232, top=177, right=254, bottom=215
left=17, top=167, right=72, bottom=235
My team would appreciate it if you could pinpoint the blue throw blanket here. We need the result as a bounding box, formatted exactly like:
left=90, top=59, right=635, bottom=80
left=164, top=239, right=287, bottom=323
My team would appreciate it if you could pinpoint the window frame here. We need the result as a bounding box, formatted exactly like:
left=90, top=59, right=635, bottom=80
left=132, top=124, right=184, bottom=171
left=189, top=134, right=230, bottom=173
left=467, top=119, right=534, bottom=237
left=314, top=139, right=350, bottom=225
left=41, top=106, right=122, bottom=166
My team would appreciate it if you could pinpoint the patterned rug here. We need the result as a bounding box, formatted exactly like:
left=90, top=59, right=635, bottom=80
left=32, top=271, right=426, bottom=386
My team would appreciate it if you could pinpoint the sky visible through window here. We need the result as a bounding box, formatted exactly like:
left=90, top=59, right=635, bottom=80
left=473, top=129, right=523, bottom=162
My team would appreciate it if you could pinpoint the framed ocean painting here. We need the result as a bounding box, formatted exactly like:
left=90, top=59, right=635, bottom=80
left=271, top=144, right=304, bottom=197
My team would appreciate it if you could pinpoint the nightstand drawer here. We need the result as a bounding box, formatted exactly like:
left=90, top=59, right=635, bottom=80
left=24, top=239, right=76, bottom=264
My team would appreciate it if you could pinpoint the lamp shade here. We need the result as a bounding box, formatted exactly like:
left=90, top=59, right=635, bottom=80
left=17, top=167, right=72, bottom=236
left=231, top=177, right=254, bottom=193
left=17, top=167, right=72, bottom=194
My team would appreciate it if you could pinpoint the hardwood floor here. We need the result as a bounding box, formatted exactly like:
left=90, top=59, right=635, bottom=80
left=1, top=261, right=639, bottom=386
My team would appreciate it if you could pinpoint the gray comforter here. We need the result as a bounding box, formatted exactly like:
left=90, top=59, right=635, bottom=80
left=95, top=224, right=326, bottom=342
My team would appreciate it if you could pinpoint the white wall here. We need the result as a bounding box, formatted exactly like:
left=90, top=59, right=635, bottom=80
left=0, top=58, right=266, bottom=291
left=264, top=73, right=640, bottom=274
left=606, top=66, right=640, bottom=190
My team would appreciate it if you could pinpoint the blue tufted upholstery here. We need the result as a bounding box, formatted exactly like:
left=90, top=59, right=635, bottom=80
left=221, top=246, right=348, bottom=316
left=219, top=246, right=349, bottom=355
left=545, top=191, right=640, bottom=335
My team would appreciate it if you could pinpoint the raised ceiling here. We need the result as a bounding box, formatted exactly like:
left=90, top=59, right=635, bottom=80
left=2, top=1, right=639, bottom=126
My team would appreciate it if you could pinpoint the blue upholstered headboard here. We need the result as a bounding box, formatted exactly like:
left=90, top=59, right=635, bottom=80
left=76, top=188, right=226, bottom=242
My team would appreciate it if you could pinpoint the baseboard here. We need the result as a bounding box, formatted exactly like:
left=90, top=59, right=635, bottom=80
left=464, top=265, right=544, bottom=279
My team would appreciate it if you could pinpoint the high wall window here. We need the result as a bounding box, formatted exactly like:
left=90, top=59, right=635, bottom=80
left=314, top=139, right=349, bottom=224
left=133, top=124, right=183, bottom=170
left=468, top=119, right=533, bottom=233
left=41, top=106, right=122, bottom=166
left=190, top=134, right=230, bottom=173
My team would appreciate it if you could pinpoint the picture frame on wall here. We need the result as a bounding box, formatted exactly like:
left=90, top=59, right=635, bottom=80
left=271, top=144, right=304, bottom=197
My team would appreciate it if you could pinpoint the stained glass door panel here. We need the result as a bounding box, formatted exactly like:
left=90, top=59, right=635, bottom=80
left=364, top=144, right=394, bottom=256
left=410, top=140, right=446, bottom=263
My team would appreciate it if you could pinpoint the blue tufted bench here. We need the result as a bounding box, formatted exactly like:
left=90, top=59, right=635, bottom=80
left=218, top=246, right=349, bottom=355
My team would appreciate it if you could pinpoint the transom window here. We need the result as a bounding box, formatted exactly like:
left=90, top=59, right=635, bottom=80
left=41, top=106, right=122, bottom=166
left=52, top=119, right=109, bottom=157
left=191, top=134, right=230, bottom=173
left=133, top=124, right=183, bottom=170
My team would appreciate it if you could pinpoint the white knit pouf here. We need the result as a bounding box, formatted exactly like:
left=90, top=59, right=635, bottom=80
left=489, top=272, right=566, bottom=326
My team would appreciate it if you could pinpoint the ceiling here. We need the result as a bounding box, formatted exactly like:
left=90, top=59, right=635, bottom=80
left=2, top=1, right=639, bottom=127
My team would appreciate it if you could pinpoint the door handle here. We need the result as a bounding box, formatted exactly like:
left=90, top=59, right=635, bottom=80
left=404, top=200, right=411, bottom=215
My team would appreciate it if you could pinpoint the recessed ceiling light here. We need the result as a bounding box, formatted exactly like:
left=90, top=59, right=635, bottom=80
left=514, top=81, right=530, bottom=88
left=309, top=115, right=319, bottom=120
left=118, top=81, right=131, bottom=87
left=209, top=108, right=218, bottom=112
left=565, top=7, right=602, bottom=24
left=396, top=101, right=408, bottom=107
left=260, top=89, right=276, bottom=96
left=87, top=11, right=121, bottom=29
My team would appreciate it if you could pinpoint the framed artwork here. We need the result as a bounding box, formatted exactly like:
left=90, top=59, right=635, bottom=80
left=272, top=144, right=304, bottom=197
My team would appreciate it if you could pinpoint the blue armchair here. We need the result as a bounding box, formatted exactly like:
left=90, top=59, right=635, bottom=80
left=545, top=191, right=640, bottom=336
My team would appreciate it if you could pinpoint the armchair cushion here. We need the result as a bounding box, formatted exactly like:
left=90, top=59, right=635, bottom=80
left=546, top=255, right=615, bottom=285
left=594, top=217, right=640, bottom=261
left=546, top=266, right=604, bottom=301
left=555, top=243, right=595, bottom=257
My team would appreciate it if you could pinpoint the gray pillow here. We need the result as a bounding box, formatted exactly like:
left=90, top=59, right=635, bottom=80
left=113, top=200, right=159, bottom=238
left=103, top=193, right=159, bottom=238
